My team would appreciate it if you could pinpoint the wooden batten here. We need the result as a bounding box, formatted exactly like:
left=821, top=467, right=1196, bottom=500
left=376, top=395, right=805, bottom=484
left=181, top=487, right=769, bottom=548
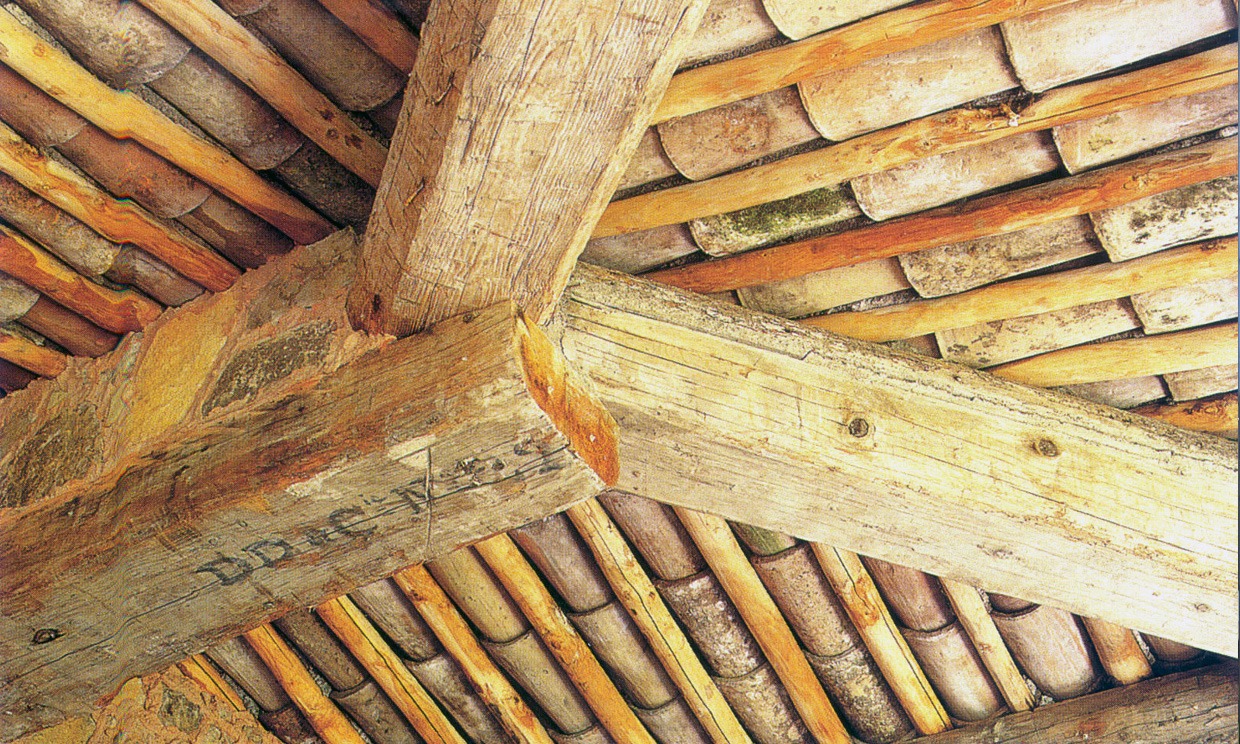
left=604, top=48, right=1237, bottom=239
left=206, top=636, right=294, bottom=713
left=816, top=237, right=1237, bottom=343
left=1164, top=363, right=1238, bottom=401
left=567, top=498, right=754, bottom=744
left=999, top=0, right=1236, bottom=92
left=678, top=0, right=781, bottom=70
left=403, top=655, right=512, bottom=744
left=16, top=295, right=119, bottom=358
left=989, top=605, right=1102, bottom=700
left=1059, top=376, right=1169, bottom=409
left=799, top=27, right=1018, bottom=142
left=912, top=664, right=1237, bottom=744
left=214, top=0, right=405, bottom=115
left=936, top=298, right=1142, bottom=368
left=317, top=597, right=466, bottom=744
left=1054, top=85, right=1239, bottom=173
left=0, top=8, right=333, bottom=244
left=939, top=581, right=1037, bottom=712
left=351, top=0, right=711, bottom=336
left=0, top=169, right=121, bottom=279
left=0, top=328, right=66, bottom=378
left=350, top=580, right=447, bottom=662
left=315, top=0, right=419, bottom=73
left=393, top=565, right=558, bottom=744
left=689, top=185, right=861, bottom=256
left=657, top=87, right=819, bottom=181
left=0, top=120, right=240, bottom=292
left=617, top=129, right=680, bottom=192
left=675, top=508, right=852, bottom=744
left=655, top=0, right=1075, bottom=122
left=557, top=264, right=1238, bottom=656
left=852, top=131, right=1061, bottom=221
left=179, top=653, right=248, bottom=712
left=1091, top=174, right=1237, bottom=261
left=274, top=611, right=367, bottom=692
left=483, top=631, right=597, bottom=737
left=569, top=603, right=683, bottom=712
left=989, top=322, right=1238, bottom=386
left=0, top=227, right=162, bottom=334
left=1081, top=617, right=1154, bottom=685
left=1132, top=275, right=1238, bottom=334
left=898, top=216, right=1101, bottom=299
left=427, top=549, right=531, bottom=645
left=243, top=625, right=369, bottom=744
left=1134, top=391, right=1238, bottom=433
left=746, top=540, right=915, bottom=743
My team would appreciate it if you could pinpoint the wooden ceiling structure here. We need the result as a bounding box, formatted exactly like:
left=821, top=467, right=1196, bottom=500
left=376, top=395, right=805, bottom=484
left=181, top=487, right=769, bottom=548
left=0, top=0, right=1236, bottom=743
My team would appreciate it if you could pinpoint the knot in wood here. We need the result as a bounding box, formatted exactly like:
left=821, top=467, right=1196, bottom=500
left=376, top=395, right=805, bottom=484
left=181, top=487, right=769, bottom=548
left=1035, top=438, right=1060, bottom=458
left=32, top=628, right=63, bottom=645
left=847, top=418, right=871, bottom=438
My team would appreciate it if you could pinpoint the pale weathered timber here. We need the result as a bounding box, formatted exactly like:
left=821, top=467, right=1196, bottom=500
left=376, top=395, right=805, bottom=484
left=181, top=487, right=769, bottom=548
left=989, top=604, right=1101, bottom=700
left=476, top=534, right=659, bottom=744
left=1091, top=175, right=1238, bottom=261
left=912, top=663, right=1237, bottom=744
left=0, top=229, right=616, bottom=737
left=316, top=0, right=419, bottom=73
left=851, top=131, right=1061, bottom=221
left=244, top=625, right=368, bottom=744
left=566, top=498, right=754, bottom=744
left=0, top=8, right=333, bottom=244
left=737, top=258, right=912, bottom=318
left=618, top=129, right=680, bottom=192
left=799, top=27, right=1018, bottom=142
left=1132, top=275, right=1238, bottom=334
left=813, top=237, right=1237, bottom=342
left=1165, top=364, right=1239, bottom=401
left=136, top=0, right=389, bottom=186
left=0, top=120, right=240, bottom=292
left=760, top=0, right=904, bottom=38
left=897, top=216, right=1101, bottom=298
left=657, top=87, right=819, bottom=181
left=555, top=264, right=1239, bottom=655
left=649, top=136, right=1238, bottom=293
left=604, top=49, right=1238, bottom=241
left=678, top=0, right=780, bottom=70
left=392, top=565, right=558, bottom=744
left=654, top=0, right=1076, bottom=122
left=935, top=299, right=1142, bottom=368
left=1054, top=85, right=1239, bottom=173
left=689, top=185, right=861, bottom=256
left=990, top=322, right=1238, bottom=386
left=351, top=0, right=711, bottom=337
left=675, top=508, right=851, bottom=744
left=316, top=597, right=467, bottom=744
left=581, top=225, right=699, bottom=275
left=1059, top=376, right=1169, bottom=409
left=999, top=0, right=1236, bottom=93
left=1081, top=617, right=1154, bottom=686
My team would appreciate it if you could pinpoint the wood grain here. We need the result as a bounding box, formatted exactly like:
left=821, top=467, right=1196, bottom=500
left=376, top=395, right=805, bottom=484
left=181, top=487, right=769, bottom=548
left=940, top=580, right=1037, bottom=712
left=1134, top=392, right=1238, bottom=433
left=602, top=46, right=1236, bottom=237
left=351, top=0, right=712, bottom=336
left=644, top=136, right=1237, bottom=292
left=0, top=8, right=332, bottom=245
left=136, top=0, right=388, bottom=187
left=0, top=329, right=67, bottom=378
left=556, top=264, right=1239, bottom=655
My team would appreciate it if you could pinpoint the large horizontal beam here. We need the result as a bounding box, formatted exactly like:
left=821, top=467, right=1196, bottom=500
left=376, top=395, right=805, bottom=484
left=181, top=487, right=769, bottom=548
left=917, top=662, right=1236, bottom=744
left=555, top=264, right=1238, bottom=656
left=0, top=234, right=615, bottom=740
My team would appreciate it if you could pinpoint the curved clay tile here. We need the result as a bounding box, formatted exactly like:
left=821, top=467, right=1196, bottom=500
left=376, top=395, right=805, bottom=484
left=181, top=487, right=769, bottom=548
left=988, top=595, right=1103, bottom=701
left=328, top=679, right=422, bottom=744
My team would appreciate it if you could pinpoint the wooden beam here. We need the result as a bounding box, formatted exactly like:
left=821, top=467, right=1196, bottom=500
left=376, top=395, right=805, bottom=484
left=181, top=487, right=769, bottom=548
left=555, top=264, right=1238, bottom=656
left=350, top=0, right=711, bottom=337
left=0, top=233, right=616, bottom=739
left=646, top=136, right=1237, bottom=293
left=912, top=662, right=1237, bottom=744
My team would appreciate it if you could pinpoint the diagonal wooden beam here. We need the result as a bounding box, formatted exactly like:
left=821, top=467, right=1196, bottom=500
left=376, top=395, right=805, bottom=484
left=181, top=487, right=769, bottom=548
left=350, top=0, right=711, bottom=337
left=554, top=264, right=1238, bottom=656
left=0, top=232, right=616, bottom=739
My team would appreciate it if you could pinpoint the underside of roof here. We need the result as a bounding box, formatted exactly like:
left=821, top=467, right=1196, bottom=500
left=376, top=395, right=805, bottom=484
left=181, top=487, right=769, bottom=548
left=0, top=0, right=1236, bottom=743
